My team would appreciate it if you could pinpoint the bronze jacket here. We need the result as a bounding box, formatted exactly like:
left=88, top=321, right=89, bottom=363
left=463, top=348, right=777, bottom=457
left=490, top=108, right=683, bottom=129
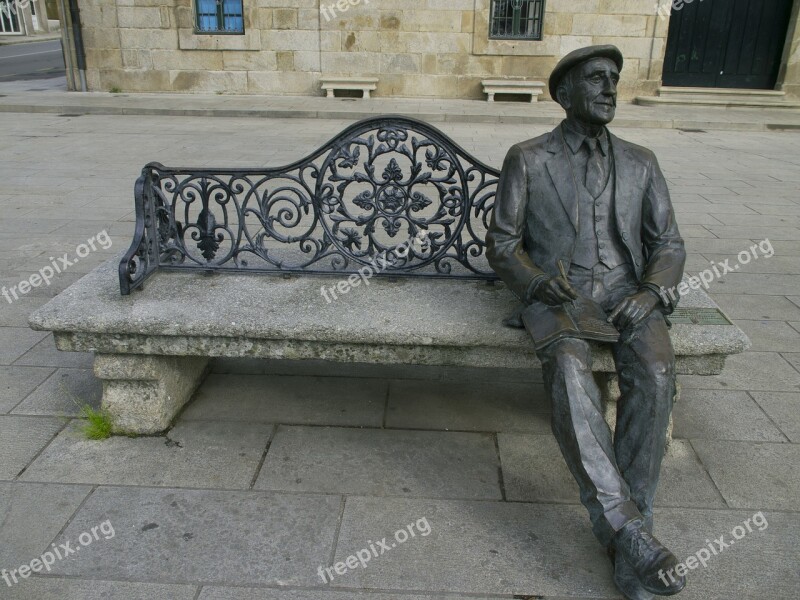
left=486, top=125, right=686, bottom=313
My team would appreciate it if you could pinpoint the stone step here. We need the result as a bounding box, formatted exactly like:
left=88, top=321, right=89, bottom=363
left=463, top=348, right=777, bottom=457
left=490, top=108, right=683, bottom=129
left=658, top=86, right=787, bottom=99
left=635, top=88, right=800, bottom=109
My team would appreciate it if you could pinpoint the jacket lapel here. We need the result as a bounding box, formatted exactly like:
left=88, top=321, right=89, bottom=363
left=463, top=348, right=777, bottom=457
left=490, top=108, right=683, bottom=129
left=545, top=128, right=578, bottom=232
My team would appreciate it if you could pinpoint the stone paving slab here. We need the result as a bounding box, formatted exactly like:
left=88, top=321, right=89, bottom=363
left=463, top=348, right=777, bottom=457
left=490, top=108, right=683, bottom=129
left=707, top=273, right=800, bottom=296
left=0, top=416, right=64, bottom=480
left=653, top=508, right=800, bottom=599
left=331, top=496, right=619, bottom=597
left=678, top=352, right=800, bottom=392
left=46, top=486, right=341, bottom=587
left=750, top=392, right=800, bottom=443
left=712, top=294, right=800, bottom=321
left=701, top=255, right=800, bottom=276
left=182, top=374, right=385, bottom=428
left=255, top=426, right=502, bottom=500
left=3, top=580, right=199, bottom=600
left=0, top=327, right=47, bottom=365
left=782, top=352, right=800, bottom=374
left=692, top=440, right=800, bottom=511
left=21, top=420, right=273, bottom=489
left=0, top=273, right=86, bottom=299
left=0, top=297, right=48, bottom=327
left=734, top=320, right=800, bottom=352
left=10, top=335, right=92, bottom=371
left=0, top=482, right=91, bottom=571
left=0, top=365, right=54, bottom=413
left=672, top=389, right=787, bottom=442
left=386, top=379, right=550, bottom=433
left=498, top=435, right=724, bottom=509
left=683, top=238, right=778, bottom=255
left=12, top=368, right=101, bottom=417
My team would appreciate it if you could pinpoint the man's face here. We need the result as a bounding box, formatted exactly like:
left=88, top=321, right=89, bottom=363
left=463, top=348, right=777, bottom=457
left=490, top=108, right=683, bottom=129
left=562, top=58, right=619, bottom=125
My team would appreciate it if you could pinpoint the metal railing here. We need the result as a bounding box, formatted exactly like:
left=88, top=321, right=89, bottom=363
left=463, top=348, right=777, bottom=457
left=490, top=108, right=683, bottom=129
left=120, top=116, right=501, bottom=294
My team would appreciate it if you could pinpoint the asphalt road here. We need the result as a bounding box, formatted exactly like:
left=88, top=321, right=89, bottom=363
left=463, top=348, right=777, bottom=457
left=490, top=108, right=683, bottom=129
left=0, top=39, right=64, bottom=80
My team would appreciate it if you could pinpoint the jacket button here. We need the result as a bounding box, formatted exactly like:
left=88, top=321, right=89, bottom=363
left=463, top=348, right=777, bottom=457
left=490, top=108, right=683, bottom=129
left=622, top=232, right=629, bottom=240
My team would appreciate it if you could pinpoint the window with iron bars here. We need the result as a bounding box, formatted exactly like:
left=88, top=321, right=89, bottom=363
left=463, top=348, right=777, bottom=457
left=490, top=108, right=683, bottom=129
left=489, top=0, right=545, bottom=40
left=196, top=0, right=244, bottom=34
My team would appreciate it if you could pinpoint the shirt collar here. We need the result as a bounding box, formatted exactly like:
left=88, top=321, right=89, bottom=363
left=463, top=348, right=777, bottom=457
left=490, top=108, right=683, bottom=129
left=561, top=120, right=609, bottom=156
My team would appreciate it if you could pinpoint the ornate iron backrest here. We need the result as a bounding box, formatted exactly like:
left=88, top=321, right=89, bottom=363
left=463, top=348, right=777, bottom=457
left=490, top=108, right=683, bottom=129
left=120, top=115, right=500, bottom=295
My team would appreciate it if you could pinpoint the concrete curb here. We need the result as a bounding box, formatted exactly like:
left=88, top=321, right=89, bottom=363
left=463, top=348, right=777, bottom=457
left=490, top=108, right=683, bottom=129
left=0, top=101, right=798, bottom=131
left=0, top=33, right=62, bottom=45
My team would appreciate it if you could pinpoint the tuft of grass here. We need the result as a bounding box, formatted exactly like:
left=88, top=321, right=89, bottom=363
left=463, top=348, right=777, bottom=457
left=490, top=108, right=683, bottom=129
left=80, top=405, right=114, bottom=440
left=109, top=86, right=122, bottom=93
left=61, top=383, right=115, bottom=440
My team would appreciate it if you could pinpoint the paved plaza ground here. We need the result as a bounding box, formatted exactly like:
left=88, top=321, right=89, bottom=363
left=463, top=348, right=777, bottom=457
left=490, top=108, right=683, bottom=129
left=0, top=101, right=798, bottom=599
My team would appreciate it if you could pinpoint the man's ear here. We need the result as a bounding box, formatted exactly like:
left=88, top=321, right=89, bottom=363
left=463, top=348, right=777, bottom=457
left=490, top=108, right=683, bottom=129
left=556, top=86, right=571, bottom=110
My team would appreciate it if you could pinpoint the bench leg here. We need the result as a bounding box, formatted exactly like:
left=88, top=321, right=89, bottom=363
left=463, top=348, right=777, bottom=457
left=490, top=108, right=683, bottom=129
left=487, top=93, right=495, bottom=102
left=596, top=372, right=674, bottom=446
left=326, top=89, right=334, bottom=98
left=363, top=89, right=371, bottom=99
left=93, top=354, right=210, bottom=435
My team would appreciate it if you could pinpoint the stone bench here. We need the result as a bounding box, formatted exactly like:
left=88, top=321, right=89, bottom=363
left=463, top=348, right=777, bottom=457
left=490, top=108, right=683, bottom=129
left=29, top=116, right=750, bottom=435
left=481, top=79, right=546, bottom=102
left=320, top=76, right=379, bottom=99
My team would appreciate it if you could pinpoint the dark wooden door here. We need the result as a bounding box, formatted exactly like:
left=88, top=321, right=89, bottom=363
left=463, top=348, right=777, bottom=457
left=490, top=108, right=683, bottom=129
left=662, top=0, right=794, bottom=89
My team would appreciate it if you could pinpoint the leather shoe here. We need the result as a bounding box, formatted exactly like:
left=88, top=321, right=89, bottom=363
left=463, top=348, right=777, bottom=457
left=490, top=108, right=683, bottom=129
left=614, top=550, right=655, bottom=600
left=613, top=520, right=686, bottom=596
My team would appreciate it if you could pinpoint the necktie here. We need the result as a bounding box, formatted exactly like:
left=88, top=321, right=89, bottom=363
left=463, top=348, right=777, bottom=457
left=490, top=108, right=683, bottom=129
left=585, top=137, right=606, bottom=199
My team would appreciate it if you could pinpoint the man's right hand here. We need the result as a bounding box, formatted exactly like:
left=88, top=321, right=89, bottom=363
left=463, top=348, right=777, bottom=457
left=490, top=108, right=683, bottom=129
left=532, top=276, right=579, bottom=306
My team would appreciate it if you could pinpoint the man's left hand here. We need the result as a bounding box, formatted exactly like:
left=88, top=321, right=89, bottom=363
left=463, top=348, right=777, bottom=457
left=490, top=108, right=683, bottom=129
left=608, top=290, right=660, bottom=330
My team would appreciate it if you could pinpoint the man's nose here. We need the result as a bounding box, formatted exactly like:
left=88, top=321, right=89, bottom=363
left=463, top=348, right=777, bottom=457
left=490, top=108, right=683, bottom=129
left=602, top=77, right=617, bottom=95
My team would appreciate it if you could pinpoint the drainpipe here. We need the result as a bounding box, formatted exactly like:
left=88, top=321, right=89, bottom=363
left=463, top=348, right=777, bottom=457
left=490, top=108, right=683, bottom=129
left=67, top=0, right=86, bottom=91
left=57, top=0, right=76, bottom=91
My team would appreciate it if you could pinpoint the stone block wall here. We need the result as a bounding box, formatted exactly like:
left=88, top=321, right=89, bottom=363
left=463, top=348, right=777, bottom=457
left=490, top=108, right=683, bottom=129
left=76, top=0, right=673, bottom=98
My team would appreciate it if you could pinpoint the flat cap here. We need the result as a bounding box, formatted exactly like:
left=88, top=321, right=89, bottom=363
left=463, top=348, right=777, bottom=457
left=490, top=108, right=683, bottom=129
left=549, top=44, right=623, bottom=101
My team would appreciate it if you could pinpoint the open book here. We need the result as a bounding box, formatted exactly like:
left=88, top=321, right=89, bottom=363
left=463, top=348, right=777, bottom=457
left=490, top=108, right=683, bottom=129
left=521, top=295, right=620, bottom=351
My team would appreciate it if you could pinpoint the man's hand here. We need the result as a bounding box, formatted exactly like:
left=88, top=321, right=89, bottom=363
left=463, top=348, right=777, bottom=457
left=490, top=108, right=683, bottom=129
left=533, top=276, right=579, bottom=306
left=608, top=290, right=660, bottom=330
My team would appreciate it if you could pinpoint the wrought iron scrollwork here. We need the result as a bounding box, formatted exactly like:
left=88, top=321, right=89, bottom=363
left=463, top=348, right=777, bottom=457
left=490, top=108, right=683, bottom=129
left=119, top=115, right=500, bottom=295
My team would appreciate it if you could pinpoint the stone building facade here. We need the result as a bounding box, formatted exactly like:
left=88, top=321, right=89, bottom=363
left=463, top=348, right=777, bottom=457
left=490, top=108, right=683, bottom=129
left=63, top=0, right=800, bottom=100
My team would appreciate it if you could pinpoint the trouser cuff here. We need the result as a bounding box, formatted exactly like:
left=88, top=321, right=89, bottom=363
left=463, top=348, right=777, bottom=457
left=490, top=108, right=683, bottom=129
left=594, top=501, right=643, bottom=547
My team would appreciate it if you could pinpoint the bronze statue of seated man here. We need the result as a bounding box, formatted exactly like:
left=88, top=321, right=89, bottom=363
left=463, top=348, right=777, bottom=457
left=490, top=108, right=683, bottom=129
left=487, top=45, right=688, bottom=600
